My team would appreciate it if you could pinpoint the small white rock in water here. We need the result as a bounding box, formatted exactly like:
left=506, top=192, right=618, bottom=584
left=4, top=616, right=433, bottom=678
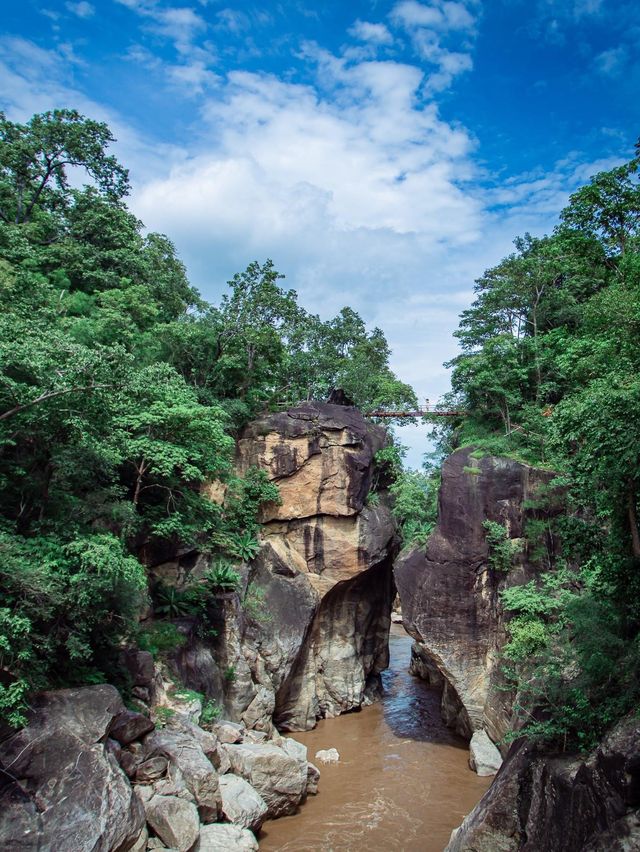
left=315, top=748, right=340, bottom=764
left=469, top=730, right=503, bottom=777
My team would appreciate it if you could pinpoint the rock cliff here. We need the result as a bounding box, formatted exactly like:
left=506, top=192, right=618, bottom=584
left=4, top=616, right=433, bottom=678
left=446, top=713, right=640, bottom=851
left=394, top=446, right=560, bottom=748
left=174, top=402, right=397, bottom=732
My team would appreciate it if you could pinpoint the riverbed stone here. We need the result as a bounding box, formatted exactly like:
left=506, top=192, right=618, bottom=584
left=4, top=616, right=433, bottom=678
left=144, top=794, right=200, bottom=852
left=315, top=748, right=340, bottom=764
left=143, top=728, right=221, bottom=821
left=197, top=823, right=259, bottom=851
left=306, top=762, right=321, bottom=794
left=469, top=730, right=503, bottom=777
left=219, top=773, right=269, bottom=831
left=224, top=742, right=308, bottom=818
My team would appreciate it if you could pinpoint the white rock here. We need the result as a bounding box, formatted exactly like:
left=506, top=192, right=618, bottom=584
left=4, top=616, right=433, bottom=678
left=469, top=730, right=503, bottom=777
left=315, top=748, right=340, bottom=764
left=197, top=823, right=258, bottom=851
left=219, top=773, right=268, bottom=832
left=224, top=742, right=307, bottom=818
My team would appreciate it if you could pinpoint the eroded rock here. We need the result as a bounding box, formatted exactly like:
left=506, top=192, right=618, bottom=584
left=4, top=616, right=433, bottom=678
left=197, top=823, right=259, bottom=851
left=224, top=742, right=308, bottom=818
left=219, top=773, right=268, bottom=831
left=446, top=714, right=640, bottom=852
left=143, top=794, right=200, bottom=852
left=0, top=685, right=144, bottom=852
left=469, top=730, right=503, bottom=777
left=395, top=446, right=561, bottom=744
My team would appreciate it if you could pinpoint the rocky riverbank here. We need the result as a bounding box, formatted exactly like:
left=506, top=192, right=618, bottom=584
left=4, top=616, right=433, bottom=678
left=0, top=682, right=319, bottom=851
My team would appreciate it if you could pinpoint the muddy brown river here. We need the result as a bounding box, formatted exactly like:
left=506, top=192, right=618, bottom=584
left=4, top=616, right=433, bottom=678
left=260, top=625, right=490, bottom=852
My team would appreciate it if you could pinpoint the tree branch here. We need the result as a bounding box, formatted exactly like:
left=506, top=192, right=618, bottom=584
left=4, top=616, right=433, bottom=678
left=0, top=384, right=112, bottom=421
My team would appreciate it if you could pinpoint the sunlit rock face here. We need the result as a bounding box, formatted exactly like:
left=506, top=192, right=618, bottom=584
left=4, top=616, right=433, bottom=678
left=201, top=402, right=398, bottom=731
left=395, top=446, right=561, bottom=746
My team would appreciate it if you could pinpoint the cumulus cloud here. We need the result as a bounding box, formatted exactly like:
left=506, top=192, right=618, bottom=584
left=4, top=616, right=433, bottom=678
left=389, top=0, right=477, bottom=91
left=65, top=1, right=95, bottom=18
left=348, top=19, right=394, bottom=45
left=595, top=45, right=628, bottom=76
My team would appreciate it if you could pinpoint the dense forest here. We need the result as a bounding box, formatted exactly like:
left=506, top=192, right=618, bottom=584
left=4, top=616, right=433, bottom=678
left=0, top=109, right=416, bottom=725
left=436, top=142, right=640, bottom=748
left=1, top=108, right=639, bottom=755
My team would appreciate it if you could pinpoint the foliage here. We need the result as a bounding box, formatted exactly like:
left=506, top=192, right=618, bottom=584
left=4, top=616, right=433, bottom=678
left=483, top=520, right=521, bottom=573
left=243, top=582, right=272, bottom=624
left=136, top=622, right=187, bottom=658
left=389, top=469, right=439, bottom=547
left=445, top=140, right=640, bottom=749
left=200, top=699, right=222, bottom=726
left=202, top=560, right=242, bottom=593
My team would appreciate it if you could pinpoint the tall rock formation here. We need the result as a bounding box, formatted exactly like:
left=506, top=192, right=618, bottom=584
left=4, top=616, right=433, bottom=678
left=174, top=402, right=397, bottom=731
left=394, top=446, right=560, bottom=746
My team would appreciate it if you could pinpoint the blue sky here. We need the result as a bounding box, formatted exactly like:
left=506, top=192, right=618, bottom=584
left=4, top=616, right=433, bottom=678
left=2, top=0, right=639, bottom=465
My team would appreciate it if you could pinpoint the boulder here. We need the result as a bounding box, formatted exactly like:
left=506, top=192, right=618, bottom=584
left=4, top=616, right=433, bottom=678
left=110, top=709, right=155, bottom=746
left=143, top=728, right=221, bottom=821
left=446, top=714, right=640, bottom=852
left=214, top=721, right=244, bottom=744
left=224, top=742, right=308, bottom=818
left=315, top=748, right=340, bottom=764
left=135, top=755, right=169, bottom=782
left=306, top=762, right=321, bottom=794
left=0, top=685, right=144, bottom=852
left=197, top=823, right=259, bottom=851
left=219, top=773, right=269, bottom=831
left=469, top=730, right=503, bottom=777
left=143, top=794, right=200, bottom=852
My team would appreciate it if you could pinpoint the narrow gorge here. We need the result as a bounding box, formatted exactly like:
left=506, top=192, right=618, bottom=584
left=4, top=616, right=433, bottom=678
left=3, top=398, right=640, bottom=852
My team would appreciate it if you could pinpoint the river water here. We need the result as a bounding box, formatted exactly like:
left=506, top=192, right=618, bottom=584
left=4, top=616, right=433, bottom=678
left=260, top=625, right=490, bottom=852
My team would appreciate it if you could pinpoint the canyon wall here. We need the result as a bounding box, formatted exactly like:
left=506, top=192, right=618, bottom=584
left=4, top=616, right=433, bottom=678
left=171, top=402, right=397, bottom=732
left=394, top=446, right=560, bottom=747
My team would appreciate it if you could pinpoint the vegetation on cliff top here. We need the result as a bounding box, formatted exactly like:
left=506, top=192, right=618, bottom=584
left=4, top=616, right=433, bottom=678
left=436, top=141, right=640, bottom=748
left=0, top=109, right=415, bottom=724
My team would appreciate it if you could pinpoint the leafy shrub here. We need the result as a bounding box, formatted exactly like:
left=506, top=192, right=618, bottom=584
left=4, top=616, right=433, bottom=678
left=203, top=559, right=241, bottom=592
left=483, top=520, right=521, bottom=572
left=136, top=622, right=186, bottom=657
left=200, top=699, right=222, bottom=726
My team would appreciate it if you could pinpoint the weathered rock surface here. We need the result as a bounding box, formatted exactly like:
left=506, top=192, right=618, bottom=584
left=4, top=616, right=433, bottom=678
left=469, top=730, right=503, bottom=777
left=224, top=740, right=308, bottom=818
left=447, top=714, right=640, bottom=852
left=0, top=685, right=145, bottom=852
left=395, top=446, right=560, bottom=745
left=181, top=402, right=398, bottom=732
left=219, top=773, right=268, bottom=831
left=143, top=794, right=200, bottom=852
left=197, top=823, right=259, bottom=851
left=143, top=727, right=221, bottom=821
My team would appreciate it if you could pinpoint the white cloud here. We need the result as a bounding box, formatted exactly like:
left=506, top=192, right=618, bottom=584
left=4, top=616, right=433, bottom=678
left=65, top=1, right=95, bottom=18
left=389, top=0, right=477, bottom=92
left=348, top=20, right=394, bottom=45
left=595, top=45, right=628, bottom=77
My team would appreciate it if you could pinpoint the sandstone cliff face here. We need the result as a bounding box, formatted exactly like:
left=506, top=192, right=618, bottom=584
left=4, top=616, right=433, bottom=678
left=446, top=714, right=640, bottom=852
left=394, top=446, right=559, bottom=746
left=175, top=402, right=397, bottom=732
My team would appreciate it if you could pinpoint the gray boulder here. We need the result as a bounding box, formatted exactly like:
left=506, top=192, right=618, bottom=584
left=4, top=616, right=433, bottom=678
left=0, top=685, right=144, bottom=852
left=143, top=728, right=220, bottom=821
left=469, top=730, right=503, bottom=777
left=197, top=823, right=258, bottom=851
left=219, top=773, right=268, bottom=831
left=224, top=742, right=308, bottom=818
left=144, top=794, right=200, bottom=851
